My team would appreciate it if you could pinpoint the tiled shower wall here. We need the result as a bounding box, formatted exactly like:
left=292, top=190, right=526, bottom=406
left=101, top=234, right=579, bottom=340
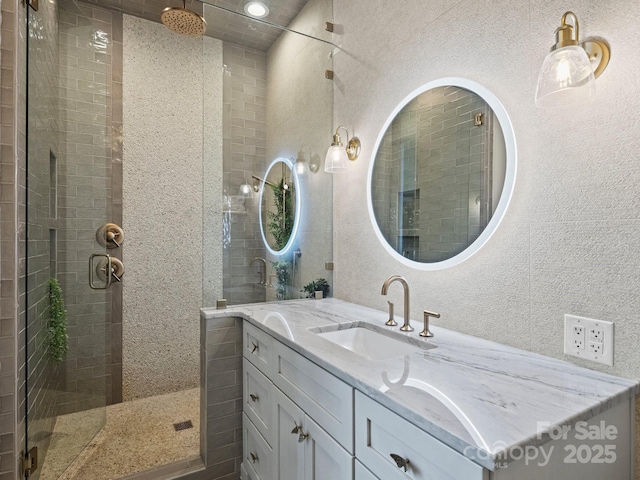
left=56, top=0, right=113, bottom=415
left=222, top=43, right=267, bottom=306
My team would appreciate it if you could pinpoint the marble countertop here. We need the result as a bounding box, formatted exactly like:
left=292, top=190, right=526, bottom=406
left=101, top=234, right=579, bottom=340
left=201, top=298, right=639, bottom=470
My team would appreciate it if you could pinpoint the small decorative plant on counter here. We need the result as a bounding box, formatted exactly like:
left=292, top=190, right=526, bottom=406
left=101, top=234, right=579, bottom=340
left=48, top=278, right=69, bottom=362
left=301, top=278, right=330, bottom=299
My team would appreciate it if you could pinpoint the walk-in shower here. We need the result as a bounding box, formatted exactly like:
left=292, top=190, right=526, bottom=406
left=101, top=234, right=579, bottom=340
left=24, top=0, right=334, bottom=478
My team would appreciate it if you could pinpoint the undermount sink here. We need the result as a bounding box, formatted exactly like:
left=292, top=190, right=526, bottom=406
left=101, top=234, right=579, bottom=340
left=311, top=324, right=436, bottom=361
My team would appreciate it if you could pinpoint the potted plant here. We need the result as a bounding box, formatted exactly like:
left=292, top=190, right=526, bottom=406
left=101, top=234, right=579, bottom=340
left=301, top=278, right=330, bottom=299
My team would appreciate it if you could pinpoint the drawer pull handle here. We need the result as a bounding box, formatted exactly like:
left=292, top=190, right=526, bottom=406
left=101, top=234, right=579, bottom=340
left=298, top=432, right=309, bottom=443
left=390, top=453, right=410, bottom=472
left=251, top=342, right=259, bottom=353
left=250, top=394, right=259, bottom=402
left=250, top=452, right=258, bottom=464
left=291, top=422, right=302, bottom=434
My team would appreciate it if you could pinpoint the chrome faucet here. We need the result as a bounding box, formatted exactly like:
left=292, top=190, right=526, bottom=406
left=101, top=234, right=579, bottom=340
left=251, top=257, right=267, bottom=285
left=381, top=275, right=413, bottom=332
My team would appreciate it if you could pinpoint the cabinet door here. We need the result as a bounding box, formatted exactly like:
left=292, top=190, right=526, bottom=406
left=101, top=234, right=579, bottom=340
left=273, top=388, right=305, bottom=480
left=303, top=415, right=354, bottom=480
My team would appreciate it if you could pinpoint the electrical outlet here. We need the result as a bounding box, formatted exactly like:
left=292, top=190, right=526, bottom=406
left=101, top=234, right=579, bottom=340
left=572, top=325, right=585, bottom=349
left=564, top=315, right=614, bottom=366
left=588, top=342, right=603, bottom=355
left=589, top=328, right=604, bottom=343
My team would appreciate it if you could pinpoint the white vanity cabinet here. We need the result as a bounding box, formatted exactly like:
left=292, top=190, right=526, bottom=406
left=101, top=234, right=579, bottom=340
left=240, top=317, right=635, bottom=480
left=242, top=321, right=354, bottom=480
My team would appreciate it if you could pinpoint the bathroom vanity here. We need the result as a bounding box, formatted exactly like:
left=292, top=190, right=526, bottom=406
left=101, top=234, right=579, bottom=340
left=201, top=299, right=638, bottom=480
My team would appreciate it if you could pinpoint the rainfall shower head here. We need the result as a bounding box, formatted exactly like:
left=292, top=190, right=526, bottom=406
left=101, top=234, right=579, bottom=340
left=161, top=0, right=207, bottom=37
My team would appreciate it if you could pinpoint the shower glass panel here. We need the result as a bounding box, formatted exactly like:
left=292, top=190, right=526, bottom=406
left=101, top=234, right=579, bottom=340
left=204, top=0, right=335, bottom=306
left=26, top=0, right=109, bottom=478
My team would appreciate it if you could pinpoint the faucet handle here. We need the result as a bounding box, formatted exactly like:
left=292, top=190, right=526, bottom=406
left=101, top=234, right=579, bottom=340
left=419, top=310, right=441, bottom=338
left=385, top=301, right=397, bottom=326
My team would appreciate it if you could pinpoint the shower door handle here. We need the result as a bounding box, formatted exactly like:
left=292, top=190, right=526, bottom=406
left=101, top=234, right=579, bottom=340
left=89, top=253, right=112, bottom=290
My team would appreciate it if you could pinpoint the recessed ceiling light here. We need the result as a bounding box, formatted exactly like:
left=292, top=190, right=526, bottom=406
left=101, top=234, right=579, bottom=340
left=244, top=1, right=269, bottom=18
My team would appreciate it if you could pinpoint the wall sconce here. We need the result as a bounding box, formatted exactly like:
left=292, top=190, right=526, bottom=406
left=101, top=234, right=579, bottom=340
left=295, top=145, right=319, bottom=175
left=535, top=11, right=610, bottom=108
left=324, top=126, right=361, bottom=173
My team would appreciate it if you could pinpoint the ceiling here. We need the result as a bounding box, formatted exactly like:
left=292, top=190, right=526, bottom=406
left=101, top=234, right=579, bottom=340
left=80, top=0, right=312, bottom=51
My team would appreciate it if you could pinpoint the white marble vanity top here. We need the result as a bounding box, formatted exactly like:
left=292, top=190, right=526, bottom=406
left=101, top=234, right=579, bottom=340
left=201, top=298, right=639, bottom=470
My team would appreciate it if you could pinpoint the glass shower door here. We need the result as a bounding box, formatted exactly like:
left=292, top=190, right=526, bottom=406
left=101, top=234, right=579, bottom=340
left=26, top=0, right=111, bottom=478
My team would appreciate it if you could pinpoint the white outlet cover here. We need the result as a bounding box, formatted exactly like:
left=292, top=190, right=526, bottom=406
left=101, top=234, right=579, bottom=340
left=564, top=314, right=614, bottom=366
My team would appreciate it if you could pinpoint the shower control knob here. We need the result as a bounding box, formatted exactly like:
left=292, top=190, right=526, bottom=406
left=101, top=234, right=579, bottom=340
left=96, top=223, right=124, bottom=249
left=96, top=257, right=125, bottom=283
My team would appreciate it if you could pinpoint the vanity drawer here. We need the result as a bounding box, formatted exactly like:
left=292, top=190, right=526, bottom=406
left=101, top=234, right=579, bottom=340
left=243, top=413, right=274, bottom=480
left=243, top=322, right=272, bottom=376
left=243, top=358, right=274, bottom=446
left=355, top=392, right=485, bottom=480
left=272, top=341, right=354, bottom=453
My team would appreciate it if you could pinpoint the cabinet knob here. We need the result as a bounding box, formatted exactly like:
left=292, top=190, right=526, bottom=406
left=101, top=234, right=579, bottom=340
left=298, top=432, right=309, bottom=443
left=250, top=452, right=258, bottom=464
left=390, top=453, right=410, bottom=472
left=251, top=342, right=259, bottom=353
left=249, top=394, right=259, bottom=402
left=291, top=422, right=302, bottom=434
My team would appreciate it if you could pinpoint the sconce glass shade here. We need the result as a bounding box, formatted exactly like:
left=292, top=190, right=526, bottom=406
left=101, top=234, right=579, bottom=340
left=324, top=145, right=349, bottom=173
left=239, top=181, right=253, bottom=197
left=294, top=158, right=306, bottom=175
left=535, top=45, right=595, bottom=108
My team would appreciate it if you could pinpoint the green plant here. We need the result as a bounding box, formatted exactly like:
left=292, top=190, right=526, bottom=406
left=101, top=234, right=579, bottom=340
left=272, top=260, right=292, bottom=300
left=301, top=278, right=330, bottom=298
left=48, top=278, right=68, bottom=362
left=267, top=178, right=295, bottom=251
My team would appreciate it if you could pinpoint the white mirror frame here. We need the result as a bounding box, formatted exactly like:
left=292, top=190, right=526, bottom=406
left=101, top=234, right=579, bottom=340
left=259, top=157, right=302, bottom=256
left=367, top=77, right=517, bottom=270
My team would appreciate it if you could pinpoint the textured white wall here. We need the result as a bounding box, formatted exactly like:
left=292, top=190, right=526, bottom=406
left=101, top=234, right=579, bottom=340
left=332, top=0, right=640, bottom=381
left=122, top=15, right=222, bottom=399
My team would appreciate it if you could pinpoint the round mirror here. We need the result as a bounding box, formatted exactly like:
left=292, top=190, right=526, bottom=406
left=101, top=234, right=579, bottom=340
left=368, top=78, right=516, bottom=270
left=259, top=157, right=301, bottom=256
